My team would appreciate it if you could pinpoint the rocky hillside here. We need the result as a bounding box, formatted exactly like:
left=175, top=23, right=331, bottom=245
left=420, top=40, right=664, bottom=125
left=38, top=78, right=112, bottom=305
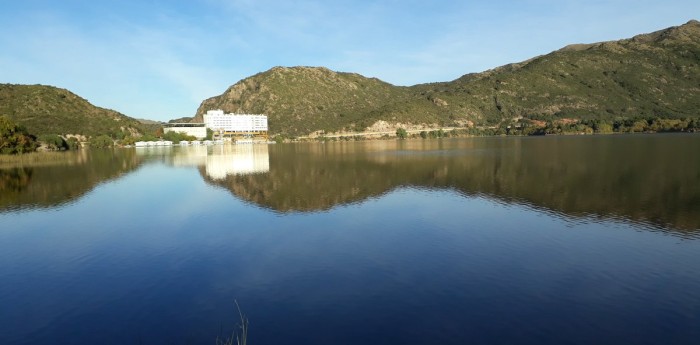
left=0, top=84, right=145, bottom=137
left=194, top=66, right=439, bottom=135
left=195, top=20, right=700, bottom=136
left=416, top=19, right=700, bottom=125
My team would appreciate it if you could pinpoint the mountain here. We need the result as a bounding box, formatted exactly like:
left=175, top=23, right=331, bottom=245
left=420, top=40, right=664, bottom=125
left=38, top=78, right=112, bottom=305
left=0, top=84, right=145, bottom=137
left=194, top=67, right=429, bottom=135
left=416, top=19, right=700, bottom=124
left=195, top=20, right=700, bottom=137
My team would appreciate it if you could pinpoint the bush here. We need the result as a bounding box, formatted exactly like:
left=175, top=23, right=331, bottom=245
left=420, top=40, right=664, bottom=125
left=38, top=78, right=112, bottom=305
left=162, top=131, right=196, bottom=142
left=90, top=135, right=114, bottom=149
left=0, top=115, right=38, bottom=154
left=66, top=137, right=80, bottom=150
left=396, top=128, right=408, bottom=139
left=38, top=134, right=67, bottom=151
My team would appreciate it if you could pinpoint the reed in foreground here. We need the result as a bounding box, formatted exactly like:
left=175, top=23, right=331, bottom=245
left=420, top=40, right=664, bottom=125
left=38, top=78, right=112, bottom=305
left=216, top=301, right=249, bottom=345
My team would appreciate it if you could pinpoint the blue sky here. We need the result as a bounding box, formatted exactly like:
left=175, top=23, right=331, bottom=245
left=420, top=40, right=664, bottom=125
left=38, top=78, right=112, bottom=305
left=0, top=0, right=698, bottom=121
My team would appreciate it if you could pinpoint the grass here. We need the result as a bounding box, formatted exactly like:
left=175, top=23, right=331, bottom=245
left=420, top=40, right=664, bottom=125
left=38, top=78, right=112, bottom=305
left=0, top=150, right=84, bottom=168
left=216, top=301, right=249, bottom=345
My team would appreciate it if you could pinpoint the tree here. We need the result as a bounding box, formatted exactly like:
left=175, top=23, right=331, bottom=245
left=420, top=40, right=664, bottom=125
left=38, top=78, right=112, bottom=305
left=90, top=135, right=114, bottom=148
left=594, top=122, right=613, bottom=134
left=37, top=134, right=68, bottom=151
left=66, top=137, right=80, bottom=150
left=162, top=131, right=196, bottom=142
left=396, top=128, right=408, bottom=139
left=0, top=115, right=38, bottom=154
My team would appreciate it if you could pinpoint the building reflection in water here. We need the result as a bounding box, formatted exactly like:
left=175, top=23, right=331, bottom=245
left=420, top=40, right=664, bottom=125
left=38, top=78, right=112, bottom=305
left=205, top=144, right=270, bottom=179
left=138, top=144, right=270, bottom=179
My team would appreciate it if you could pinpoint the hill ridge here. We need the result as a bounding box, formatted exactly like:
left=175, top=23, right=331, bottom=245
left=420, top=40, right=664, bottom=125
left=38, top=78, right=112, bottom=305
left=0, top=83, right=146, bottom=137
left=192, top=19, right=700, bottom=136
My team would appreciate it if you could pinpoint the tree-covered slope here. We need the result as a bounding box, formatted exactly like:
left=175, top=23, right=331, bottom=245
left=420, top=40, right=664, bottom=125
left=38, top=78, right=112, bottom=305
left=195, top=20, right=700, bottom=136
left=0, top=84, right=145, bottom=137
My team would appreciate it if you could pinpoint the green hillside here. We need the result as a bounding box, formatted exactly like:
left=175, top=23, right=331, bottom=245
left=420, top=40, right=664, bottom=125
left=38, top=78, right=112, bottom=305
left=416, top=19, right=700, bottom=125
left=0, top=84, right=145, bottom=137
left=194, top=66, right=433, bottom=135
left=195, top=20, right=700, bottom=136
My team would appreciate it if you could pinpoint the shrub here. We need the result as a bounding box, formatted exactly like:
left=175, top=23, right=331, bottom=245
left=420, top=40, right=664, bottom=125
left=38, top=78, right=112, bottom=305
left=38, top=134, right=67, bottom=151
left=396, top=128, right=408, bottom=139
left=0, top=115, right=38, bottom=154
left=90, top=135, right=114, bottom=148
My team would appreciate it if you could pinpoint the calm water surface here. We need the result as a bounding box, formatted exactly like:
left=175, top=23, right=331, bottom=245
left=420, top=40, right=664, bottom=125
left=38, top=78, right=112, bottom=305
left=1, top=135, right=699, bottom=345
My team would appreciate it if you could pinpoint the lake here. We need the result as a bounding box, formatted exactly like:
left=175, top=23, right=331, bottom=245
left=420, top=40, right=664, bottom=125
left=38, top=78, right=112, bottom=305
left=1, top=134, right=700, bottom=345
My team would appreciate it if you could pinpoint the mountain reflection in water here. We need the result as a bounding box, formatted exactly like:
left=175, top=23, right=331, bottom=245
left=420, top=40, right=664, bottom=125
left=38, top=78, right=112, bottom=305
left=0, top=149, right=141, bottom=212
left=200, top=136, right=700, bottom=234
left=2, top=135, right=699, bottom=234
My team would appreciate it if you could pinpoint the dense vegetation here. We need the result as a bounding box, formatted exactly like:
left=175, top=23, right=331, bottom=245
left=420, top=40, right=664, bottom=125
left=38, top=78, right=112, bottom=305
left=36, top=134, right=80, bottom=151
left=194, top=20, right=700, bottom=137
left=0, top=115, right=38, bottom=154
left=0, top=84, right=146, bottom=137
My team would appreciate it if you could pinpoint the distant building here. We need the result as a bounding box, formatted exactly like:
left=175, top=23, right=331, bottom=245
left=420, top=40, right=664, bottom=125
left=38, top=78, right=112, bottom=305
left=203, top=109, right=268, bottom=140
left=164, top=123, right=207, bottom=139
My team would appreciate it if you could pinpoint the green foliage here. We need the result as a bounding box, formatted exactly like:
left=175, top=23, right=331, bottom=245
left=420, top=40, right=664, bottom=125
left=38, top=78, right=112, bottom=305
left=66, top=137, right=80, bottom=150
left=0, top=115, right=38, bottom=154
left=120, top=136, right=135, bottom=146
left=206, top=128, right=214, bottom=140
left=140, top=134, right=158, bottom=142
left=37, top=134, right=68, bottom=151
left=162, top=131, right=196, bottom=142
left=89, top=135, right=114, bottom=149
left=33, top=135, right=79, bottom=150
left=272, top=135, right=286, bottom=144
left=396, top=128, right=408, bottom=139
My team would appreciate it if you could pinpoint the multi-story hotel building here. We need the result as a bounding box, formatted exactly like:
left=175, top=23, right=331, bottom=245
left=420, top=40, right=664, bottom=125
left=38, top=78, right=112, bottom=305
left=203, top=110, right=268, bottom=140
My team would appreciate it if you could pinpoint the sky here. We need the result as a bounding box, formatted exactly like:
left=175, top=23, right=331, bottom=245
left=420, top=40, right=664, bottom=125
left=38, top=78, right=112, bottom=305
left=0, top=0, right=698, bottom=121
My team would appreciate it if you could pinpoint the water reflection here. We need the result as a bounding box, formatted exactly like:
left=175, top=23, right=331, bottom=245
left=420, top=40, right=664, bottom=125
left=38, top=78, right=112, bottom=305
left=0, top=150, right=141, bottom=212
left=201, top=136, right=700, bottom=233
left=2, top=135, right=699, bottom=233
left=206, top=145, right=270, bottom=179
left=136, top=145, right=271, bottom=179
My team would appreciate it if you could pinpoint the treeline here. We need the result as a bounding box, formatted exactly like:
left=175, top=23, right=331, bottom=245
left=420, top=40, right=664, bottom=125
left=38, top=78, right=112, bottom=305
left=312, top=116, right=700, bottom=143
left=462, top=116, right=700, bottom=137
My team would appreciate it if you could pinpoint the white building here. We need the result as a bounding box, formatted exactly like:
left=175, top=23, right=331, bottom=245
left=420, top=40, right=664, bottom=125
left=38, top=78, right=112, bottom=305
left=203, top=110, right=268, bottom=133
left=164, top=123, right=207, bottom=139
